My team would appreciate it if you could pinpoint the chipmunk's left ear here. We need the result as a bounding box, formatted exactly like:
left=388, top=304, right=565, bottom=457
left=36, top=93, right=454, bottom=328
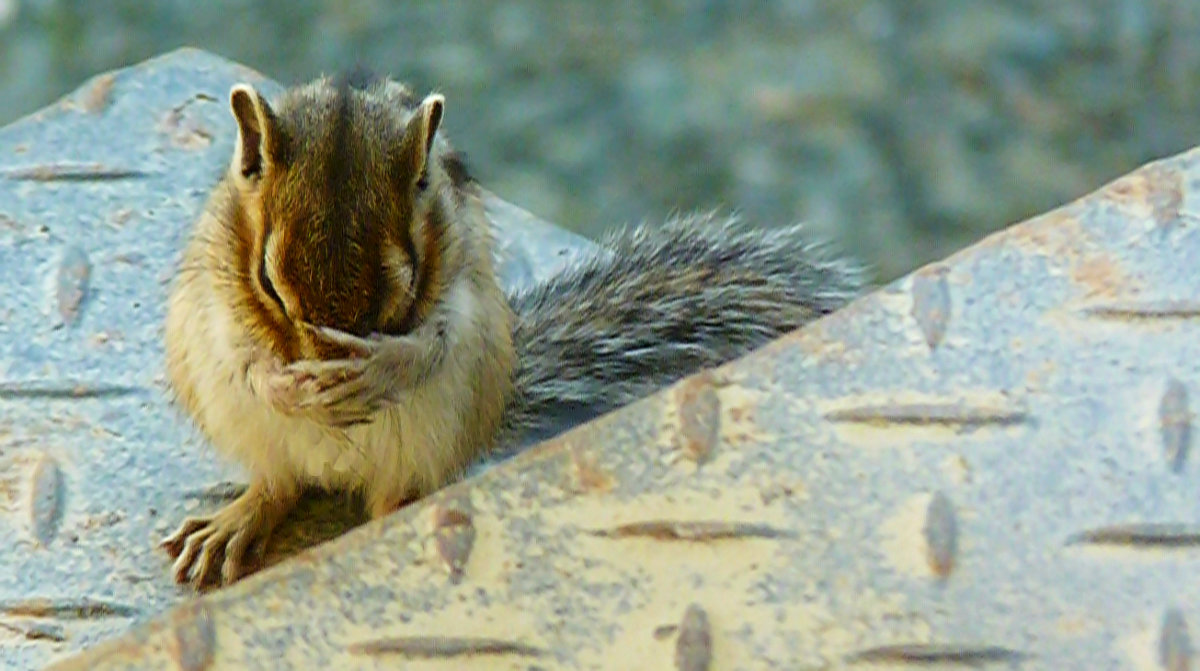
left=229, top=83, right=284, bottom=184
left=398, top=93, right=444, bottom=187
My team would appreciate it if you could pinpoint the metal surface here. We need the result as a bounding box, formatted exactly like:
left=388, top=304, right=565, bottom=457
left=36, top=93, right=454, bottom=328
left=3, top=49, right=1200, bottom=670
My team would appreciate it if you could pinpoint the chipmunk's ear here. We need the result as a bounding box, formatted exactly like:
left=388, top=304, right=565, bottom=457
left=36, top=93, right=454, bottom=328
left=398, top=93, right=444, bottom=187
left=229, top=84, right=281, bottom=183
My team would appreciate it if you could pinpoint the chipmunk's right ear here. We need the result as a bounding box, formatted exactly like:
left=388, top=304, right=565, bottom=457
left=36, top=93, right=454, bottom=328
left=229, top=84, right=281, bottom=183
left=398, top=94, right=444, bottom=188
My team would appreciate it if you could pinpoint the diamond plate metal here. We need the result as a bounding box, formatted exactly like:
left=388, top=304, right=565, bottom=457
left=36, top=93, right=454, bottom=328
left=4, top=49, right=1200, bottom=670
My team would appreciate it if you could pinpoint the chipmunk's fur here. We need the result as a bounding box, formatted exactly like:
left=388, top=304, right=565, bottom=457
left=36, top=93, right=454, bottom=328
left=501, top=214, right=864, bottom=448
left=162, top=71, right=515, bottom=587
left=161, top=70, right=865, bottom=589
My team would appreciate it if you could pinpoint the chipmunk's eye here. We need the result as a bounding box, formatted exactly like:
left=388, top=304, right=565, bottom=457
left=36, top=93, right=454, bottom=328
left=415, top=171, right=429, bottom=192
left=258, top=261, right=285, bottom=312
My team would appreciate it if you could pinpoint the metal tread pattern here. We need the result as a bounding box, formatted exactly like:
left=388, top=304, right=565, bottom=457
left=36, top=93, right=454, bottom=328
left=1, top=50, right=1198, bottom=670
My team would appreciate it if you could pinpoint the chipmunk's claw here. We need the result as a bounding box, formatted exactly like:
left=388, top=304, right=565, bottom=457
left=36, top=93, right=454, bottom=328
left=161, top=485, right=295, bottom=590
left=162, top=511, right=259, bottom=589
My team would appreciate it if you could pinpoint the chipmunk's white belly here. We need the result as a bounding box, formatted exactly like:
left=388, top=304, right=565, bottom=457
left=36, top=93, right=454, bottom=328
left=178, top=293, right=471, bottom=504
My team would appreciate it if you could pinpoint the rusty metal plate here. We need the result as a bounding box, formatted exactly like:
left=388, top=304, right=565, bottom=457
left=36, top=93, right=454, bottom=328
left=0, top=49, right=592, bottom=670
left=6, top=49, right=1200, bottom=670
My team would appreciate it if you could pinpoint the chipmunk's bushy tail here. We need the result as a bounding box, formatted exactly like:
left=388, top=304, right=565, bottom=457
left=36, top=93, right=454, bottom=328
left=498, top=213, right=867, bottom=448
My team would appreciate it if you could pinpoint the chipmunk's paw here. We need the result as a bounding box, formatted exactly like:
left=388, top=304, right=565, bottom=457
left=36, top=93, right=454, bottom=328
left=278, top=324, right=419, bottom=427
left=281, top=357, right=386, bottom=427
left=249, top=352, right=374, bottom=427
left=160, top=485, right=294, bottom=590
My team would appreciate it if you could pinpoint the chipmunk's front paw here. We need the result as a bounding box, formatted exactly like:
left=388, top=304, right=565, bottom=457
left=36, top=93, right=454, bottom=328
left=160, top=485, right=295, bottom=590
left=279, top=358, right=388, bottom=427
left=276, top=324, right=426, bottom=427
left=248, top=354, right=374, bottom=427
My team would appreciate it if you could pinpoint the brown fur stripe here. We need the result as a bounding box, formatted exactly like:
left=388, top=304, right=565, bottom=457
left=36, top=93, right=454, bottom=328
left=396, top=203, right=447, bottom=334
left=227, top=183, right=299, bottom=362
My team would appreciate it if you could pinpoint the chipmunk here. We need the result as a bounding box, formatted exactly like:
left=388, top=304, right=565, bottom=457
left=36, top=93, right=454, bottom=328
left=160, top=69, right=865, bottom=589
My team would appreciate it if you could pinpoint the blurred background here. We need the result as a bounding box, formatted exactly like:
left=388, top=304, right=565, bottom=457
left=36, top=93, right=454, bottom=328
left=2, top=0, right=1200, bottom=282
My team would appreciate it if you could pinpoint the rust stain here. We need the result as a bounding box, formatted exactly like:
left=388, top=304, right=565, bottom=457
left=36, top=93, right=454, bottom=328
left=0, top=620, right=67, bottom=642
left=1067, top=523, right=1200, bottom=547
left=55, top=245, right=91, bottom=327
left=1083, top=300, right=1200, bottom=320
left=2, top=164, right=147, bottom=181
left=824, top=399, right=1027, bottom=427
left=0, top=597, right=137, bottom=619
left=1070, top=253, right=1130, bottom=300
left=923, top=492, right=958, bottom=578
left=0, top=450, right=27, bottom=509
left=715, top=383, right=772, bottom=449
left=431, top=497, right=475, bottom=583
left=81, top=74, right=116, bottom=114
left=589, top=520, right=792, bottom=541
left=348, top=636, right=542, bottom=658
left=1093, top=162, right=1183, bottom=227
left=0, top=382, right=140, bottom=399
left=571, top=447, right=614, bottom=494
left=1104, top=170, right=1152, bottom=205
left=846, top=643, right=1026, bottom=664
left=674, top=372, right=720, bottom=463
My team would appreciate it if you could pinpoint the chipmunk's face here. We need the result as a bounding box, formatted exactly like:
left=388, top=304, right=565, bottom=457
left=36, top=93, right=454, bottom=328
left=222, top=77, right=453, bottom=364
